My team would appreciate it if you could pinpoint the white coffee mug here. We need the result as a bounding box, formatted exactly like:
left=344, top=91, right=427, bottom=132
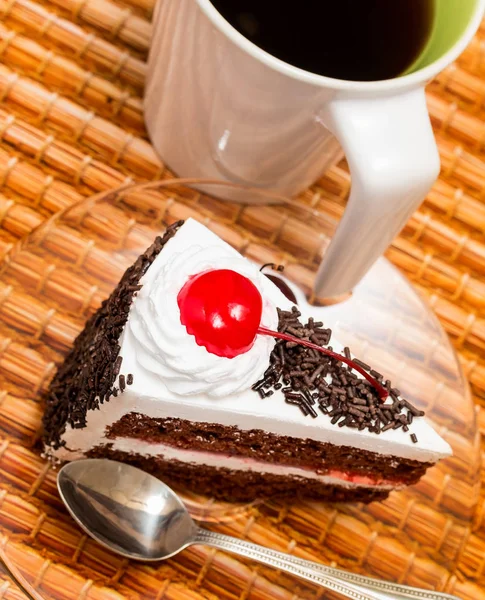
left=145, top=0, right=485, bottom=298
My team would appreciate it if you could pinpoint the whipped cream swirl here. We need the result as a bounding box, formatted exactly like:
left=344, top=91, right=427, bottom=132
left=126, top=244, right=278, bottom=398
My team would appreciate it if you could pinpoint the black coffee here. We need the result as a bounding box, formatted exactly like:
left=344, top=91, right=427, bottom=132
left=209, top=0, right=435, bottom=82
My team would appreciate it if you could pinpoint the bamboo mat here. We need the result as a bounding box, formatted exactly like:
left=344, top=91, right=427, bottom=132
left=0, top=0, right=482, bottom=598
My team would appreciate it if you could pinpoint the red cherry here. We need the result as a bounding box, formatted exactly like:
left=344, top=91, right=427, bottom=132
left=177, top=269, right=262, bottom=358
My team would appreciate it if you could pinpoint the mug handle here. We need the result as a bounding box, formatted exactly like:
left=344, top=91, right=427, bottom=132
left=314, top=88, right=439, bottom=299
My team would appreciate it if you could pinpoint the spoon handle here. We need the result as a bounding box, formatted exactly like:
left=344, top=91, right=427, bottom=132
left=194, top=528, right=459, bottom=600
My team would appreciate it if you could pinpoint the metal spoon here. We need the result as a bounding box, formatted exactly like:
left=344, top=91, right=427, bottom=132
left=58, top=459, right=459, bottom=600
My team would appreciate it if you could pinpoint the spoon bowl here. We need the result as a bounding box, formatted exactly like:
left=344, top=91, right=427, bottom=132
left=58, top=459, right=460, bottom=600
left=58, top=458, right=197, bottom=560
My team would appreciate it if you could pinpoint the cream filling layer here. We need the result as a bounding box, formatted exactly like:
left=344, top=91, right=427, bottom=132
left=96, top=437, right=399, bottom=490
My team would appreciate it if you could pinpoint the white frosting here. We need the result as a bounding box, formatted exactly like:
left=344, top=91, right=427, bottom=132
left=57, top=383, right=451, bottom=464
left=54, top=218, right=452, bottom=467
left=124, top=235, right=277, bottom=397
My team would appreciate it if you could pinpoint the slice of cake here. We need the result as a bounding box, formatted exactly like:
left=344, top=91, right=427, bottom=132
left=43, top=218, right=451, bottom=503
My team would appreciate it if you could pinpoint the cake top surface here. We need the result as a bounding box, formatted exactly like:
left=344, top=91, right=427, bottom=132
left=115, top=218, right=451, bottom=462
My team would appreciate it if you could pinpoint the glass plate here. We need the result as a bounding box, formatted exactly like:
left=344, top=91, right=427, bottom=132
left=0, top=180, right=478, bottom=600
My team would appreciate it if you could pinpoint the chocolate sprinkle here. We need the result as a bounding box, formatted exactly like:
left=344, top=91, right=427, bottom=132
left=353, top=358, right=371, bottom=371
left=43, top=221, right=184, bottom=449
left=253, top=307, right=426, bottom=436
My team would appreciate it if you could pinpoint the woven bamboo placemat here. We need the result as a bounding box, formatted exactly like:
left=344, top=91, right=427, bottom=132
left=0, top=0, right=483, bottom=598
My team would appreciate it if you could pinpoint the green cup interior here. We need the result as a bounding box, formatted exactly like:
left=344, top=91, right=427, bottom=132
left=404, top=0, right=479, bottom=75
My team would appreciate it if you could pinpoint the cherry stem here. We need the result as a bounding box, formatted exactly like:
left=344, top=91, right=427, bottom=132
left=258, top=326, right=388, bottom=400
